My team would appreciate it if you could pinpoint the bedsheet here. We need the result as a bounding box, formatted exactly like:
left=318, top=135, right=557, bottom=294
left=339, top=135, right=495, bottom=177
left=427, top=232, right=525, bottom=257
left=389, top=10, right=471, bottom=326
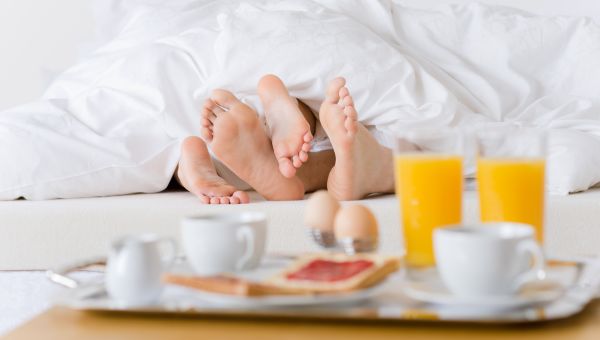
left=1, top=0, right=600, bottom=200
left=1, top=189, right=600, bottom=270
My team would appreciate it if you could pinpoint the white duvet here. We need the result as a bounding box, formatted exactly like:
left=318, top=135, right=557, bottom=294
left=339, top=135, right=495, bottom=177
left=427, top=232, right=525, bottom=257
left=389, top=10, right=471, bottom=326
left=1, top=0, right=600, bottom=200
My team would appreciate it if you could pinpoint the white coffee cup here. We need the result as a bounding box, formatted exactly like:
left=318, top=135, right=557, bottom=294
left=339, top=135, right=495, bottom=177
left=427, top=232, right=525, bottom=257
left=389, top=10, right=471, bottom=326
left=181, top=212, right=267, bottom=275
left=105, top=234, right=176, bottom=306
left=433, top=222, right=544, bottom=297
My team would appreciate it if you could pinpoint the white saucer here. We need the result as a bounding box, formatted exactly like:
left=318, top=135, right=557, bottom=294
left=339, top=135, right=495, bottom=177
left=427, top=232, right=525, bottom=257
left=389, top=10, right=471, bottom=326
left=403, top=275, right=565, bottom=310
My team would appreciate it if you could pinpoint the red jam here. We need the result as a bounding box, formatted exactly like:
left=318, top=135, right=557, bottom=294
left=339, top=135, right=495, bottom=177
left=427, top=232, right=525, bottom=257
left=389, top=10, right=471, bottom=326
left=286, top=259, right=374, bottom=282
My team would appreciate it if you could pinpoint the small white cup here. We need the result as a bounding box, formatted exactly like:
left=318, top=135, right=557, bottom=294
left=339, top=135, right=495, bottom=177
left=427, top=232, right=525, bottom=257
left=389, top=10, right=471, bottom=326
left=181, top=212, right=267, bottom=275
left=434, top=223, right=544, bottom=297
left=105, top=234, right=176, bottom=306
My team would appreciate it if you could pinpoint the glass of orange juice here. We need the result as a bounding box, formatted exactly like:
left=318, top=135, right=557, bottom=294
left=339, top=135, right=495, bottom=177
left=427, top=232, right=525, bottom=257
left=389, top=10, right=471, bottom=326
left=476, top=128, right=546, bottom=243
left=394, top=128, right=464, bottom=268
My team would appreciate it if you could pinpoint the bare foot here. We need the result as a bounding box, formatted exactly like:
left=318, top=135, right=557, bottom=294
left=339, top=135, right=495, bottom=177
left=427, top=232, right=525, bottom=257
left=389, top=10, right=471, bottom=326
left=319, top=78, right=394, bottom=200
left=258, top=74, right=313, bottom=178
left=177, top=136, right=249, bottom=204
left=200, top=97, right=223, bottom=143
left=205, top=89, right=305, bottom=201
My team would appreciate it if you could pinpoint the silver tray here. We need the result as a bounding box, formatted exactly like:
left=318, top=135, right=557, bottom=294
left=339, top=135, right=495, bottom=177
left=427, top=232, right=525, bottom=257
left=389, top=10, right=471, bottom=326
left=47, top=256, right=600, bottom=324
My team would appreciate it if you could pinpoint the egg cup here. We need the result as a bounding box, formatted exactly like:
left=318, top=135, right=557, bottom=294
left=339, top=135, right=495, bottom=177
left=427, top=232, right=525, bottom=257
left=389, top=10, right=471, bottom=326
left=337, top=236, right=379, bottom=255
left=307, top=228, right=338, bottom=249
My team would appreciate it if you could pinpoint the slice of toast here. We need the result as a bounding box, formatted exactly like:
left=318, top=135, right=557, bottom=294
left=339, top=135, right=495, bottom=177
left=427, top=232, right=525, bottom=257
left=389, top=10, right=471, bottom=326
left=267, top=253, right=401, bottom=293
left=163, top=253, right=401, bottom=297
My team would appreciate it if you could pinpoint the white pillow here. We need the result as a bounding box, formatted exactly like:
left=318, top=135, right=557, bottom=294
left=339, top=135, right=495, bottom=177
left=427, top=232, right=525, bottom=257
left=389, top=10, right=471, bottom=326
left=547, top=130, right=600, bottom=195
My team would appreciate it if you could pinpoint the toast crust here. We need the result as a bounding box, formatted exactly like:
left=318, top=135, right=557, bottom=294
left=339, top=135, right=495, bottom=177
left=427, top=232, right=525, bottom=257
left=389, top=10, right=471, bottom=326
left=163, top=274, right=308, bottom=297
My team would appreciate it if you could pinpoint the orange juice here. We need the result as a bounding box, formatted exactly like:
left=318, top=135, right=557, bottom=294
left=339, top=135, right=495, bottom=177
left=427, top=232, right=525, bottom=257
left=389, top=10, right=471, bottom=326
left=477, top=158, right=545, bottom=242
left=394, top=155, right=463, bottom=267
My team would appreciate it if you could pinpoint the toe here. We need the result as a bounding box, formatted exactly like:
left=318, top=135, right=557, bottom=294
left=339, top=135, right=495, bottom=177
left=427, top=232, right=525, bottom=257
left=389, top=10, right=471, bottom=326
left=229, top=196, right=240, bottom=204
left=342, top=95, right=354, bottom=107
left=203, top=99, right=217, bottom=114
left=201, top=127, right=213, bottom=142
left=219, top=197, right=230, bottom=204
left=302, top=142, right=311, bottom=152
left=278, top=158, right=297, bottom=178
left=207, top=112, right=218, bottom=124
left=344, top=105, right=358, bottom=120
left=203, top=98, right=217, bottom=109
left=292, top=155, right=302, bottom=168
left=344, top=117, right=356, bottom=135
left=203, top=99, right=224, bottom=119
left=211, top=89, right=240, bottom=109
left=344, top=106, right=359, bottom=135
left=212, top=105, right=225, bottom=115
left=202, top=104, right=220, bottom=126
left=299, top=150, right=308, bottom=162
left=199, top=195, right=210, bottom=204
left=233, top=191, right=250, bottom=204
left=210, top=197, right=220, bottom=204
left=339, top=87, right=350, bottom=100
left=303, top=132, right=313, bottom=143
left=273, top=143, right=290, bottom=162
left=325, top=77, right=346, bottom=104
left=207, top=185, right=237, bottom=198
left=201, top=108, right=212, bottom=122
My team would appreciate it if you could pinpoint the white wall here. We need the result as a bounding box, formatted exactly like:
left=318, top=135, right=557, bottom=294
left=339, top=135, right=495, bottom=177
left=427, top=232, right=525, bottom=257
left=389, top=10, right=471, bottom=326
left=0, top=0, right=94, bottom=110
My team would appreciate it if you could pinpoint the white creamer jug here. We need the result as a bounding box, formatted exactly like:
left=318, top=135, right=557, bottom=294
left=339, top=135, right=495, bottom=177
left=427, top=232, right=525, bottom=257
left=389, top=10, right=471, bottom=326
left=105, top=234, right=176, bottom=306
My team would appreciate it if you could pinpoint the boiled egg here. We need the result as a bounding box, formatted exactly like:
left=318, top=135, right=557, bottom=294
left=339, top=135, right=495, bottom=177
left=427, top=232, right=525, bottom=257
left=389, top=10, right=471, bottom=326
left=304, top=190, right=340, bottom=232
left=334, top=204, right=379, bottom=240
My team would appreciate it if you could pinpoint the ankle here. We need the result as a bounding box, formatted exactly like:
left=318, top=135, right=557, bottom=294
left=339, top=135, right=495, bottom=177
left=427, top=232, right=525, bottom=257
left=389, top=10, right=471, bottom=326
left=373, top=147, right=395, bottom=194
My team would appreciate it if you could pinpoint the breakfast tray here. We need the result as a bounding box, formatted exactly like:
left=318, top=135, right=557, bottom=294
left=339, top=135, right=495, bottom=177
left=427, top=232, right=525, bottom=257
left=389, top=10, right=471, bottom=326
left=48, top=256, right=600, bottom=325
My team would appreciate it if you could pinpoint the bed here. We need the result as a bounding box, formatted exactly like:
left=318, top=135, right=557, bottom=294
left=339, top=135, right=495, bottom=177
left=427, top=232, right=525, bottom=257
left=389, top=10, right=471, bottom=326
left=1, top=187, right=599, bottom=271
left=1, top=188, right=599, bottom=334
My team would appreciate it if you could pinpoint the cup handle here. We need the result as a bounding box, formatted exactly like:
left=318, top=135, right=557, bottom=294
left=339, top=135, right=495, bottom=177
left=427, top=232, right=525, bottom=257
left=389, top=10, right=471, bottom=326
left=512, top=239, right=546, bottom=292
left=158, top=238, right=177, bottom=270
left=236, top=226, right=255, bottom=271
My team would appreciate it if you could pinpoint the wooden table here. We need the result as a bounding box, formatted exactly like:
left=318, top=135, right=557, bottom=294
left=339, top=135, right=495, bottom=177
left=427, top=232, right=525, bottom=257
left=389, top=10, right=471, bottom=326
left=4, top=300, right=600, bottom=340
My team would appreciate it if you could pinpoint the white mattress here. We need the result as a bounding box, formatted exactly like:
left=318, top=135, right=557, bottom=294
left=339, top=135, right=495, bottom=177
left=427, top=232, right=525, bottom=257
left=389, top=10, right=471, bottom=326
left=1, top=188, right=600, bottom=270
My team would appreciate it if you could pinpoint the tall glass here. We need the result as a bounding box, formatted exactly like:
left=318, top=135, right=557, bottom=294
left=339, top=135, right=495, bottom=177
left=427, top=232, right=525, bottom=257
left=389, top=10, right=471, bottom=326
left=476, top=128, right=546, bottom=243
left=394, top=128, right=464, bottom=268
